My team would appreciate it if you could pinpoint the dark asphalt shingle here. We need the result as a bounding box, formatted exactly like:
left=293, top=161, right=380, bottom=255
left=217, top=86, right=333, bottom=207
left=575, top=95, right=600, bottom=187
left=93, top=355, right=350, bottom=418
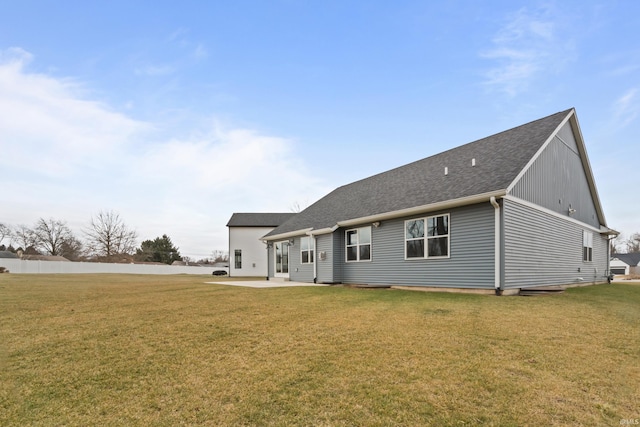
left=227, top=212, right=296, bottom=227
left=266, top=109, right=572, bottom=237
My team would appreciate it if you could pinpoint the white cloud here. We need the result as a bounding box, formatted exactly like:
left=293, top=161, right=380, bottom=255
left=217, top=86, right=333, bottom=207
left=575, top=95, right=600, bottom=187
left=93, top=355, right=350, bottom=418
left=612, top=88, right=638, bottom=128
left=0, top=48, right=151, bottom=178
left=480, top=5, right=574, bottom=96
left=0, top=48, right=328, bottom=258
left=193, top=44, right=208, bottom=61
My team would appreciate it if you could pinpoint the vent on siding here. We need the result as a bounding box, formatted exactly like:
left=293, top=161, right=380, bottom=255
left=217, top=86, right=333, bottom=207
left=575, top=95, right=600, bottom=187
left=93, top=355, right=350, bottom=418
left=444, top=166, right=448, bottom=176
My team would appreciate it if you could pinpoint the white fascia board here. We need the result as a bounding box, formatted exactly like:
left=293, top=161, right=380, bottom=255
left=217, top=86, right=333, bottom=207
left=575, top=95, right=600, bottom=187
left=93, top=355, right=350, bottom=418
left=568, top=113, right=608, bottom=227
left=506, top=109, right=573, bottom=195
left=307, top=225, right=339, bottom=236
left=262, top=228, right=313, bottom=242
left=599, top=225, right=620, bottom=236
left=335, top=190, right=507, bottom=228
left=505, top=109, right=609, bottom=228
left=264, top=192, right=507, bottom=241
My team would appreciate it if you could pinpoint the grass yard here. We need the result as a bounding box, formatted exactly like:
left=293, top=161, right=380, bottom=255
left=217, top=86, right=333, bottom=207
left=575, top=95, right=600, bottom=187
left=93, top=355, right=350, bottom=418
left=0, top=275, right=638, bottom=426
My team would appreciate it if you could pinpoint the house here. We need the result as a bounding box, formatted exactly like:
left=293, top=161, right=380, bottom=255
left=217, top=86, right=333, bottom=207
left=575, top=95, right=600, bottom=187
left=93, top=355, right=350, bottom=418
left=0, top=251, right=18, bottom=259
left=262, top=108, right=617, bottom=293
left=610, top=253, right=640, bottom=276
left=227, top=213, right=296, bottom=277
left=20, top=255, right=70, bottom=262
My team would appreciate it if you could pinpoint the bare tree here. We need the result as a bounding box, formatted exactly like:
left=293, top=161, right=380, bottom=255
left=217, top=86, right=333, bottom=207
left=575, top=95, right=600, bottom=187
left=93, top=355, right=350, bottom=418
left=33, top=218, right=74, bottom=256
left=84, top=210, right=138, bottom=259
left=611, top=233, right=625, bottom=255
left=59, top=236, right=84, bottom=261
left=211, top=250, right=229, bottom=262
left=12, top=224, right=39, bottom=254
left=626, top=233, right=640, bottom=253
left=0, top=223, right=10, bottom=245
left=289, top=200, right=308, bottom=213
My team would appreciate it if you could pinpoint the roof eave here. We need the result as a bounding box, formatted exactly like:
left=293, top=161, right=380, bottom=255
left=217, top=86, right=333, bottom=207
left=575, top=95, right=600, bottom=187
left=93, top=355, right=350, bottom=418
left=262, top=228, right=314, bottom=242
left=336, top=190, right=508, bottom=228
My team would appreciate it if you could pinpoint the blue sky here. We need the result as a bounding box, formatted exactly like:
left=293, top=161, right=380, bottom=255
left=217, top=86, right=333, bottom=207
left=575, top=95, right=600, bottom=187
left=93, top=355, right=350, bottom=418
left=1, top=0, right=638, bottom=258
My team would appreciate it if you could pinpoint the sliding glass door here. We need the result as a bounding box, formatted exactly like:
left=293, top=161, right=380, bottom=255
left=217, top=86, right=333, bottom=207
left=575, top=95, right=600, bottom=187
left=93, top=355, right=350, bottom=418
left=275, top=241, right=289, bottom=277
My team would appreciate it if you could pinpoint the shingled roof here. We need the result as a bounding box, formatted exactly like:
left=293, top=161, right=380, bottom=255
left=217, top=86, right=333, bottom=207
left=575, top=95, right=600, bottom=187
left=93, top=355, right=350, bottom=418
left=612, top=253, right=640, bottom=267
left=227, top=212, right=296, bottom=228
left=265, top=109, right=573, bottom=238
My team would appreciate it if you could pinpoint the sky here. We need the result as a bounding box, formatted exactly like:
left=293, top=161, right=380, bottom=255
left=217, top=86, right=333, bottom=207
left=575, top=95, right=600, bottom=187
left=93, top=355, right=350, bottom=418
left=1, top=0, right=638, bottom=259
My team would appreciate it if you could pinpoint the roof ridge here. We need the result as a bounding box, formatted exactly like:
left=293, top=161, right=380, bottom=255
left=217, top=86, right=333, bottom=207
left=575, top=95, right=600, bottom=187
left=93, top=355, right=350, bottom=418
left=338, top=108, right=574, bottom=189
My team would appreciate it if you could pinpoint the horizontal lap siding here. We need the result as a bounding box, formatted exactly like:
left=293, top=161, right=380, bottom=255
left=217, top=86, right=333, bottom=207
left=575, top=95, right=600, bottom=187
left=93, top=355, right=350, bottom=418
left=503, top=198, right=608, bottom=288
left=340, top=203, right=495, bottom=288
left=316, top=234, right=334, bottom=283
left=289, top=239, right=315, bottom=282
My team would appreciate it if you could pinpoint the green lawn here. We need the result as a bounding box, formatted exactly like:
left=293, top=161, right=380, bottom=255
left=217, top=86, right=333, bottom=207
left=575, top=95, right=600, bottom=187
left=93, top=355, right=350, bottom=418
left=1, top=274, right=638, bottom=426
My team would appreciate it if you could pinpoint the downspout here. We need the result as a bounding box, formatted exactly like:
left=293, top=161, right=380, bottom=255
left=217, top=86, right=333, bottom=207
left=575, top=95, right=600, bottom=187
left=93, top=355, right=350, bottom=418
left=606, top=235, right=612, bottom=283
left=312, top=235, right=318, bottom=283
left=490, top=197, right=502, bottom=295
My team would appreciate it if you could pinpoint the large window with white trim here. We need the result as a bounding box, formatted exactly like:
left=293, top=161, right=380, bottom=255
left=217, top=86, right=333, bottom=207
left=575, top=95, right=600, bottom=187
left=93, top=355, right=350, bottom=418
left=583, top=231, right=593, bottom=262
left=301, top=236, right=314, bottom=264
left=346, top=226, right=371, bottom=262
left=405, top=214, right=449, bottom=259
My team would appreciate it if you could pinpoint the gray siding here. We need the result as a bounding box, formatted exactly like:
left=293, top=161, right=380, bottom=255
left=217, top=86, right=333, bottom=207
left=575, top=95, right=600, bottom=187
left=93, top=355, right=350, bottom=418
left=336, top=203, right=496, bottom=288
left=511, top=122, right=600, bottom=228
left=267, top=246, right=274, bottom=278
left=316, top=234, right=335, bottom=283
left=503, top=198, right=608, bottom=288
left=288, top=238, right=315, bottom=282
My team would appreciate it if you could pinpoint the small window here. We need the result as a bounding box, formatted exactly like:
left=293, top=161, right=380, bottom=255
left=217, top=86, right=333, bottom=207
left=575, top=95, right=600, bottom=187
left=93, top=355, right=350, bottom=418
left=301, top=237, right=314, bottom=264
left=583, top=231, right=593, bottom=262
left=234, top=249, right=242, bottom=269
left=405, top=214, right=449, bottom=259
left=346, top=226, right=372, bottom=262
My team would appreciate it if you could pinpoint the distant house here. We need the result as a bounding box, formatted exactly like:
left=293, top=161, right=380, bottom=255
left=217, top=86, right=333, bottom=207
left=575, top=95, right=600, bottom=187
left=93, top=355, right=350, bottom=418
left=20, top=255, right=70, bottom=262
left=227, top=213, right=296, bottom=277
left=610, top=253, right=640, bottom=275
left=0, top=251, right=18, bottom=259
left=262, top=108, right=617, bottom=292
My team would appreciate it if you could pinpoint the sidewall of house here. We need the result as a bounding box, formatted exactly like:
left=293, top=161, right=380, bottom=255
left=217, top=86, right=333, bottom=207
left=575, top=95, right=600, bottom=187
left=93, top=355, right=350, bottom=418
left=316, top=234, right=335, bottom=283
left=503, top=198, right=608, bottom=288
left=336, top=203, right=496, bottom=288
left=510, top=122, right=601, bottom=229
left=228, top=227, right=272, bottom=277
left=289, top=238, right=315, bottom=282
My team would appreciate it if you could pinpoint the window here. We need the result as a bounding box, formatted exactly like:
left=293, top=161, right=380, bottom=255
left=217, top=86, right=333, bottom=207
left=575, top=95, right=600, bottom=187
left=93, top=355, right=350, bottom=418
left=301, top=237, right=314, bottom=264
left=234, top=249, right=242, bottom=269
left=405, top=214, right=449, bottom=259
left=275, top=242, right=289, bottom=274
left=346, top=226, right=371, bottom=262
left=583, top=231, right=593, bottom=262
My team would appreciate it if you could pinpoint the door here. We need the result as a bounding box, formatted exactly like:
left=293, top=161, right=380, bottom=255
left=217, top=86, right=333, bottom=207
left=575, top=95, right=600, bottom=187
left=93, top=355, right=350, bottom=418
left=275, top=241, right=290, bottom=278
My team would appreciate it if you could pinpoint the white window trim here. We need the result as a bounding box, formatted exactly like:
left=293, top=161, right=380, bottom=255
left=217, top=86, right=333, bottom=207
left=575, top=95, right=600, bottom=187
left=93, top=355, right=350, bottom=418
left=300, top=236, right=314, bottom=264
left=345, top=226, right=372, bottom=262
left=583, top=230, right=593, bottom=262
left=404, top=214, right=450, bottom=260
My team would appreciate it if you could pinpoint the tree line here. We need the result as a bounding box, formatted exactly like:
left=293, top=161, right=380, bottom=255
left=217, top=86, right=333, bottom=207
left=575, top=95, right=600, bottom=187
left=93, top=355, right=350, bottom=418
left=611, top=233, right=640, bottom=254
left=0, top=210, right=227, bottom=265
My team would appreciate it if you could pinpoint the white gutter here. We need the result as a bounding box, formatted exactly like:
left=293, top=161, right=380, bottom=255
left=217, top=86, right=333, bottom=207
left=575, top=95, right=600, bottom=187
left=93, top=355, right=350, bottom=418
left=490, top=196, right=501, bottom=292
left=307, top=225, right=339, bottom=236
left=336, top=190, right=507, bottom=228
left=263, top=228, right=313, bottom=242
left=312, top=235, right=318, bottom=283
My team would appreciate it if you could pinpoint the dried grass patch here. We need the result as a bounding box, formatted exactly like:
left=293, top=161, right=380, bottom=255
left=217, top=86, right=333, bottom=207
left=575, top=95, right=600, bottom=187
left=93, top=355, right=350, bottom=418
left=1, top=275, right=638, bottom=426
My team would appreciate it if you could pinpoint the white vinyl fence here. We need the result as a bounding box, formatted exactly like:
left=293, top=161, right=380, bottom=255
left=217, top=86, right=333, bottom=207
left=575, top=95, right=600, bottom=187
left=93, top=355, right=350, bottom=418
left=0, top=259, right=227, bottom=275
